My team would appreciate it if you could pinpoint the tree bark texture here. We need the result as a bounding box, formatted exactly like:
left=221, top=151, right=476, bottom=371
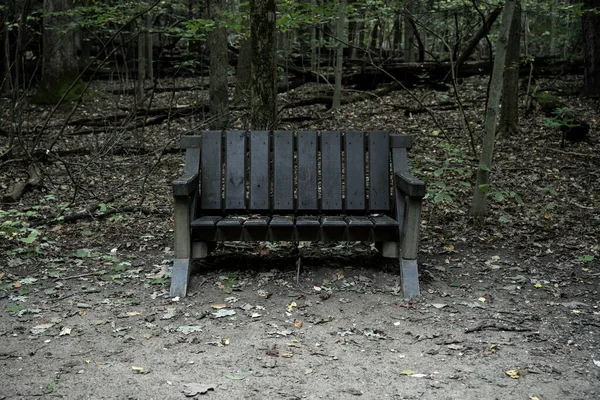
left=582, top=0, right=600, bottom=96
left=208, top=0, right=229, bottom=130
left=470, top=0, right=516, bottom=216
left=499, top=0, right=521, bottom=137
left=250, top=0, right=277, bottom=129
left=42, top=0, right=78, bottom=88
left=332, top=0, right=346, bottom=110
left=403, top=0, right=417, bottom=62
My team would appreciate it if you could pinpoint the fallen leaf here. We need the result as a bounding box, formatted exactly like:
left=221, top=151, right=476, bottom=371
left=399, top=370, right=413, bottom=376
left=176, top=325, right=203, bottom=335
left=212, top=309, right=236, bottom=318
left=505, top=369, right=520, bottom=379
left=221, top=338, right=230, bottom=345
left=59, top=327, right=72, bottom=336
left=183, top=383, right=216, bottom=397
left=593, top=359, right=600, bottom=368
left=478, top=297, right=486, bottom=303
left=281, top=353, right=293, bottom=358
left=132, top=366, right=149, bottom=374
left=533, top=283, right=543, bottom=288
left=211, top=304, right=227, bottom=309
left=287, top=301, right=297, bottom=312
left=13, top=281, right=22, bottom=288
left=31, top=323, right=55, bottom=334
left=294, top=320, right=303, bottom=328
left=431, top=303, right=447, bottom=309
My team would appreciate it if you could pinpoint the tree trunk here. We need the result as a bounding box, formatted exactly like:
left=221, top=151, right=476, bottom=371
left=250, top=0, right=277, bottom=129
left=208, top=0, right=229, bottom=130
left=146, top=13, right=154, bottom=81
left=582, top=0, right=600, bottom=96
left=498, top=0, right=521, bottom=138
left=332, top=0, right=346, bottom=110
left=470, top=0, right=516, bottom=217
left=136, top=22, right=147, bottom=102
left=403, top=1, right=417, bottom=62
left=42, top=0, right=78, bottom=90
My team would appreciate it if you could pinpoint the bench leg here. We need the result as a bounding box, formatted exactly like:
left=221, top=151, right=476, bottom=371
left=400, top=258, right=420, bottom=298
left=172, top=196, right=192, bottom=297
left=375, top=241, right=399, bottom=258
left=170, top=258, right=192, bottom=297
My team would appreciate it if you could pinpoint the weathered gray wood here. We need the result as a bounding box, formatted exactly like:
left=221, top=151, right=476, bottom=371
left=369, top=132, right=390, bottom=212
left=174, top=196, right=192, bottom=259
left=201, top=131, right=223, bottom=210
left=190, top=216, right=222, bottom=241
left=180, top=135, right=204, bottom=149
left=216, top=216, right=245, bottom=240
left=401, top=197, right=422, bottom=260
left=320, top=216, right=346, bottom=241
left=296, top=216, right=320, bottom=240
left=345, top=216, right=373, bottom=241
left=225, top=131, right=246, bottom=210
left=400, top=258, right=420, bottom=298
left=273, top=131, right=294, bottom=211
left=344, top=131, right=366, bottom=211
left=269, top=215, right=295, bottom=240
left=379, top=242, right=399, bottom=258
left=192, top=242, right=208, bottom=258
left=242, top=216, right=270, bottom=240
left=390, top=134, right=413, bottom=149
left=370, top=215, right=400, bottom=241
left=396, top=171, right=426, bottom=198
left=321, top=131, right=342, bottom=211
left=170, top=258, right=193, bottom=297
left=184, top=148, right=201, bottom=173
left=249, top=131, right=270, bottom=211
left=173, top=172, right=199, bottom=197
left=297, top=131, right=318, bottom=211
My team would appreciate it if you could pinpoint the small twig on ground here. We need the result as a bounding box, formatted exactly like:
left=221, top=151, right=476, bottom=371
left=465, top=322, right=533, bottom=333
left=55, top=272, right=102, bottom=281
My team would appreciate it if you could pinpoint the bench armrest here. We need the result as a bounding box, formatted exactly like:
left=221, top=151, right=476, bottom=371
left=173, top=172, right=199, bottom=197
left=395, top=171, right=426, bottom=198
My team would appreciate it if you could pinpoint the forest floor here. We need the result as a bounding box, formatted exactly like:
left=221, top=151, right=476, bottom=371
left=0, top=75, right=599, bottom=400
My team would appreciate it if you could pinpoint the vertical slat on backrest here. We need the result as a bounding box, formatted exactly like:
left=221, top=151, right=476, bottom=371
left=225, top=131, right=246, bottom=211
left=273, top=131, right=294, bottom=211
left=321, top=131, right=343, bottom=211
left=369, top=132, right=390, bottom=211
left=344, top=131, right=366, bottom=211
left=249, top=131, right=270, bottom=211
left=297, top=131, right=318, bottom=211
left=201, top=131, right=223, bottom=210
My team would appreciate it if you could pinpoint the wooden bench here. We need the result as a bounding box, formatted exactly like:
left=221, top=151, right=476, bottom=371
left=171, top=131, right=426, bottom=298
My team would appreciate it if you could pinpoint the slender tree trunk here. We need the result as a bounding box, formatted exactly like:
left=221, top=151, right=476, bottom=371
left=208, top=0, right=229, bottom=129
left=146, top=13, right=154, bottom=81
left=403, top=0, right=417, bottom=62
left=42, top=0, right=78, bottom=90
left=498, top=0, right=521, bottom=138
left=332, top=0, right=346, bottom=110
left=136, top=23, right=147, bottom=102
left=582, top=0, right=600, bottom=96
left=250, top=0, right=277, bottom=129
left=470, top=0, right=516, bottom=217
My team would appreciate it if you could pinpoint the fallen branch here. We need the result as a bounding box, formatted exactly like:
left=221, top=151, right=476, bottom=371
left=2, top=165, right=42, bottom=203
left=465, top=322, right=533, bottom=333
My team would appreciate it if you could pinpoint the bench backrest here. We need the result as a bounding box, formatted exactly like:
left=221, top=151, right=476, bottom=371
left=181, top=131, right=413, bottom=215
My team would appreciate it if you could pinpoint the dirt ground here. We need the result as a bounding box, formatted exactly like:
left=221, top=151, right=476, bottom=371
left=1, top=217, right=599, bottom=400
left=1, top=76, right=600, bottom=399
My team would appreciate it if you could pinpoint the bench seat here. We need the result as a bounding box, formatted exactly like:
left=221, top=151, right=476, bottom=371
left=190, top=214, right=400, bottom=242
